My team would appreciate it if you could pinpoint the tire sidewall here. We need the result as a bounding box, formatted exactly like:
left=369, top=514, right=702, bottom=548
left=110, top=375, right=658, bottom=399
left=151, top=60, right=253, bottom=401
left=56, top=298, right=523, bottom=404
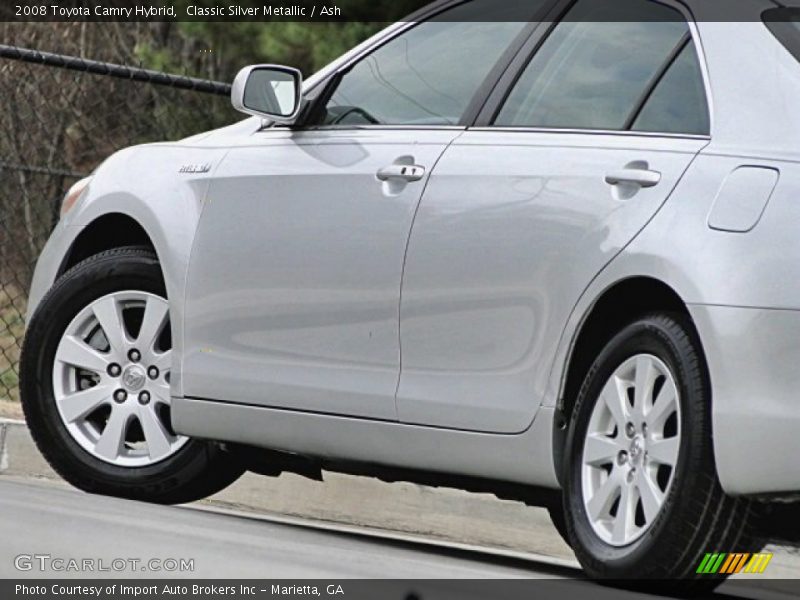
left=563, top=314, right=709, bottom=576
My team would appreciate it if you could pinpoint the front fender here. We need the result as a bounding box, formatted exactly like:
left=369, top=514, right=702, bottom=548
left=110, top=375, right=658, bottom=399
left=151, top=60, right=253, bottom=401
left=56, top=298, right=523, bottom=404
left=29, top=142, right=230, bottom=397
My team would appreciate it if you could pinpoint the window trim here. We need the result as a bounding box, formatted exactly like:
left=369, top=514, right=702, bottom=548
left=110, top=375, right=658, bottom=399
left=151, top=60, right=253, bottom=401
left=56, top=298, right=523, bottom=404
left=466, top=126, right=710, bottom=141
left=475, top=0, right=713, bottom=140
left=294, top=0, right=557, bottom=131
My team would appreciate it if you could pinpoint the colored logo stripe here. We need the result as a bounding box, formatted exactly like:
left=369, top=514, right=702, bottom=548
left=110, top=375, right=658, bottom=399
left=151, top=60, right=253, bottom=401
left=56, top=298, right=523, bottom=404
left=744, top=553, right=773, bottom=574
left=697, top=553, right=773, bottom=574
left=697, top=553, right=725, bottom=574
left=720, top=553, right=750, bottom=574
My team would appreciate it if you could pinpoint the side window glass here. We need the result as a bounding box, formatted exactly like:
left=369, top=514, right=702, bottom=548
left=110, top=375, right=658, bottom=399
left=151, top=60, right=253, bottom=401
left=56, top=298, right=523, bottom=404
left=320, top=0, right=542, bottom=127
left=632, top=42, right=709, bottom=135
left=494, top=0, right=706, bottom=134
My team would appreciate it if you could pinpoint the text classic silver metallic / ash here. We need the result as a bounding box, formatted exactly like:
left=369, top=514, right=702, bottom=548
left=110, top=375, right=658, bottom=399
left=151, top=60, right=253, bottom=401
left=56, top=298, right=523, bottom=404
left=21, top=0, right=800, bottom=586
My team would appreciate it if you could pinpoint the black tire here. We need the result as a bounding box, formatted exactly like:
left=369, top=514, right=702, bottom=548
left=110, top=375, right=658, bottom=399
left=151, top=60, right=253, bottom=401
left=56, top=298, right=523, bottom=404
left=562, top=312, right=762, bottom=591
left=20, top=246, right=244, bottom=504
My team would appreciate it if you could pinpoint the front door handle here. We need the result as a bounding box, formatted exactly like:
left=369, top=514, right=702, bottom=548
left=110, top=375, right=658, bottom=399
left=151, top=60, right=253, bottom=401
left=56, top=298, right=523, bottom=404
left=605, top=167, right=661, bottom=188
left=377, top=163, right=426, bottom=183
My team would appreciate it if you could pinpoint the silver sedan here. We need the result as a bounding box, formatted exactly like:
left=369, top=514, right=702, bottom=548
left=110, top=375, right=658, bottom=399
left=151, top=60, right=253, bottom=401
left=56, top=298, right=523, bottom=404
left=20, top=0, right=800, bottom=587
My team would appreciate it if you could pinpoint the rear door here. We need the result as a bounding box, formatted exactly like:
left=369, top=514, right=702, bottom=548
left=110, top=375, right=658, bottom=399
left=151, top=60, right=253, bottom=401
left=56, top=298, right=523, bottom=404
left=397, top=0, right=711, bottom=432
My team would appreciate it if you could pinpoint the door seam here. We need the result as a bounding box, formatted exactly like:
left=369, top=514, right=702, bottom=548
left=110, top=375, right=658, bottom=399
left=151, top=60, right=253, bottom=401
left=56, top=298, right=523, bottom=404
left=393, top=130, right=467, bottom=417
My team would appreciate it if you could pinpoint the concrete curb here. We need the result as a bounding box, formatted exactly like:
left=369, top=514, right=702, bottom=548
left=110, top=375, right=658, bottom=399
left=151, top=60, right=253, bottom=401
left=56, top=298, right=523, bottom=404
left=0, top=420, right=8, bottom=471
left=0, top=418, right=54, bottom=478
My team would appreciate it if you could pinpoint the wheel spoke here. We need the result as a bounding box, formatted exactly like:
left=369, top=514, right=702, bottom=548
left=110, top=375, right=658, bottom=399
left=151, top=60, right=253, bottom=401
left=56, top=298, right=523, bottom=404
left=137, top=405, right=174, bottom=461
left=584, top=433, right=620, bottom=466
left=151, top=381, right=172, bottom=405
left=647, top=379, right=677, bottom=428
left=58, top=385, right=112, bottom=423
left=611, top=484, right=636, bottom=544
left=634, top=355, right=657, bottom=418
left=638, top=471, right=665, bottom=523
left=151, top=350, right=172, bottom=373
left=92, top=295, right=128, bottom=357
left=55, top=335, right=109, bottom=373
left=94, top=409, right=129, bottom=461
left=601, top=377, right=629, bottom=430
left=136, top=297, right=169, bottom=354
left=587, top=471, right=620, bottom=521
left=649, top=436, right=679, bottom=466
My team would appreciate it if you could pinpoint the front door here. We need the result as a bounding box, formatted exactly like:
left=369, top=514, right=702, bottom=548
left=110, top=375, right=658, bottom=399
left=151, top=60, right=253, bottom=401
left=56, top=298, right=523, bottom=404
left=183, top=129, right=454, bottom=420
left=182, top=0, right=535, bottom=419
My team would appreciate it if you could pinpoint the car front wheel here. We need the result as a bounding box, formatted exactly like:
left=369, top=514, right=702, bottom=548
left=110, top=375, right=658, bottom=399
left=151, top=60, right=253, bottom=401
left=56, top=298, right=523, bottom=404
left=562, top=312, right=762, bottom=589
left=20, top=246, right=243, bottom=503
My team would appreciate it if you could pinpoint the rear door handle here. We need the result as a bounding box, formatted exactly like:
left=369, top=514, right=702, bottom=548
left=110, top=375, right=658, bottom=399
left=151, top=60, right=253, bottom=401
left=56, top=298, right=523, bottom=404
left=377, top=164, right=426, bottom=183
left=605, top=168, right=661, bottom=188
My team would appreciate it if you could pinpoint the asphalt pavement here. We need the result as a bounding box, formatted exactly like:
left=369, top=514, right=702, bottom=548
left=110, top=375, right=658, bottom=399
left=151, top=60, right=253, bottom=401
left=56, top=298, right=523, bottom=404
left=0, top=477, right=797, bottom=600
left=0, top=477, right=573, bottom=580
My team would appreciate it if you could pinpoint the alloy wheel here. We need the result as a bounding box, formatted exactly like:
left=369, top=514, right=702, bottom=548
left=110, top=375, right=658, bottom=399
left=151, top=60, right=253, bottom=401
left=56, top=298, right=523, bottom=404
left=51, top=291, right=187, bottom=467
left=581, top=354, right=681, bottom=546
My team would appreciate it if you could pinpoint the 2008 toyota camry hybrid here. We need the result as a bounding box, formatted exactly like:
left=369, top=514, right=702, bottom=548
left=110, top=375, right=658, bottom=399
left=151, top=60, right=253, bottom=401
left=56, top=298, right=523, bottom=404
left=19, top=0, right=800, bottom=585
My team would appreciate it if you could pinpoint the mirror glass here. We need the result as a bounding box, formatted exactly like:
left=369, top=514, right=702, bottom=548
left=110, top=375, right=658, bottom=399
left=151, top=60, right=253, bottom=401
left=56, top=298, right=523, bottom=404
left=243, top=68, right=298, bottom=118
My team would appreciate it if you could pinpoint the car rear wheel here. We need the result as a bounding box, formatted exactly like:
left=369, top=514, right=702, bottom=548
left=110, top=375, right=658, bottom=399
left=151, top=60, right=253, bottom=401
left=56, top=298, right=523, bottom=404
left=20, top=246, right=244, bottom=503
left=562, top=312, right=762, bottom=590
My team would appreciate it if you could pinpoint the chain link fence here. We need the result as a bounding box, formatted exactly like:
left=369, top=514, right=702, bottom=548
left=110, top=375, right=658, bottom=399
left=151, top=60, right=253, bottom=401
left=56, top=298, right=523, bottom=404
left=0, top=24, right=238, bottom=405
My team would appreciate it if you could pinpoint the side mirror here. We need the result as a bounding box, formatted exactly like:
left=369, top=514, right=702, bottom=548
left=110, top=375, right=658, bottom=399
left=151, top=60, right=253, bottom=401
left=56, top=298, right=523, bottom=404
left=231, top=65, right=303, bottom=123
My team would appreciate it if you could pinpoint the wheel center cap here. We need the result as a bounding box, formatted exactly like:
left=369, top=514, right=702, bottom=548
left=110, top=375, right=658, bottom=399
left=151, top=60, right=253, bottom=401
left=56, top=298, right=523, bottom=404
left=121, top=365, right=147, bottom=392
left=629, top=435, right=645, bottom=463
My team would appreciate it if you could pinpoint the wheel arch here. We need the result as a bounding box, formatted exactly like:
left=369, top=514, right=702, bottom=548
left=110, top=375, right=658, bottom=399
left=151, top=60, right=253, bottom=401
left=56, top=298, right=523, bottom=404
left=552, top=276, right=706, bottom=484
left=58, top=213, right=156, bottom=277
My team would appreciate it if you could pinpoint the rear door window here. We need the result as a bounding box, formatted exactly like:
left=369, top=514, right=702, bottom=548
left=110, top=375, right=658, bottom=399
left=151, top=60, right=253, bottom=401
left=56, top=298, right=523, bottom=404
left=631, top=42, right=709, bottom=135
left=494, top=0, right=709, bottom=135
